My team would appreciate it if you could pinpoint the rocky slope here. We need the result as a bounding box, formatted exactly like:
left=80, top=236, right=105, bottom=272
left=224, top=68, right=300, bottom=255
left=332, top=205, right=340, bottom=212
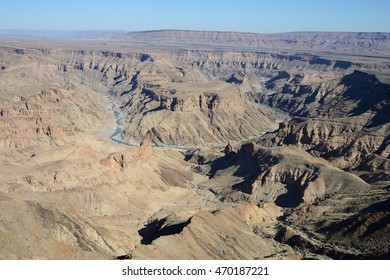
left=180, top=143, right=389, bottom=259
left=131, top=203, right=298, bottom=260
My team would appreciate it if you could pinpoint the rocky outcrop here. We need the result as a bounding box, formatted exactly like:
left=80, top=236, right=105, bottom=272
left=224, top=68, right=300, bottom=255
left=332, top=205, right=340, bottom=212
left=248, top=145, right=368, bottom=205
left=203, top=143, right=369, bottom=206
left=131, top=205, right=296, bottom=260
left=224, top=143, right=234, bottom=156
left=100, top=140, right=153, bottom=169
left=141, top=88, right=237, bottom=112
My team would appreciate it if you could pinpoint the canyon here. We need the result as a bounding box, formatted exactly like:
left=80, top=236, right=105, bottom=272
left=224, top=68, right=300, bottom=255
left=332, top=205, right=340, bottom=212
left=0, top=30, right=389, bottom=259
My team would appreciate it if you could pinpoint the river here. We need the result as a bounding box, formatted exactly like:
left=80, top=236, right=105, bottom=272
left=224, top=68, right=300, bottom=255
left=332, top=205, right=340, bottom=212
left=109, top=108, right=137, bottom=147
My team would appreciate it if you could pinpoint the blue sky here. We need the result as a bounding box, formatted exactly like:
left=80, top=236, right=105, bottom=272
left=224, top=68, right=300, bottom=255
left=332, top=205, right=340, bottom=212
left=0, top=0, right=389, bottom=33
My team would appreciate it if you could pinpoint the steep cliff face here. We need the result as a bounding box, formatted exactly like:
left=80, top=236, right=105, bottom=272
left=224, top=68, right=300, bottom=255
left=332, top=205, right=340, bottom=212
left=264, top=117, right=389, bottom=170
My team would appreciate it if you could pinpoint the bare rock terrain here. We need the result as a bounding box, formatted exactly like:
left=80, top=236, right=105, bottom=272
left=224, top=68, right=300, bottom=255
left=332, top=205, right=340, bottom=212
left=0, top=30, right=389, bottom=259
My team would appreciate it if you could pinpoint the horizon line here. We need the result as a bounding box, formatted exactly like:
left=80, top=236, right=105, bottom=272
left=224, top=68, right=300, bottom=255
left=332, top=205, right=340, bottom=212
left=0, top=29, right=389, bottom=35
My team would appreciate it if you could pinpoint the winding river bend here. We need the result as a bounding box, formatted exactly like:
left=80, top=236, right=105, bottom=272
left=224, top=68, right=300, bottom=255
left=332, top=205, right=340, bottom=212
left=108, top=107, right=197, bottom=150
left=110, top=109, right=137, bottom=147
left=108, top=100, right=288, bottom=150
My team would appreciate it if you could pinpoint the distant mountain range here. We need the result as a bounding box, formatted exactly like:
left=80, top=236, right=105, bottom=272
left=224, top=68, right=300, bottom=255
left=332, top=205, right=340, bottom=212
left=1, top=29, right=390, bottom=56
